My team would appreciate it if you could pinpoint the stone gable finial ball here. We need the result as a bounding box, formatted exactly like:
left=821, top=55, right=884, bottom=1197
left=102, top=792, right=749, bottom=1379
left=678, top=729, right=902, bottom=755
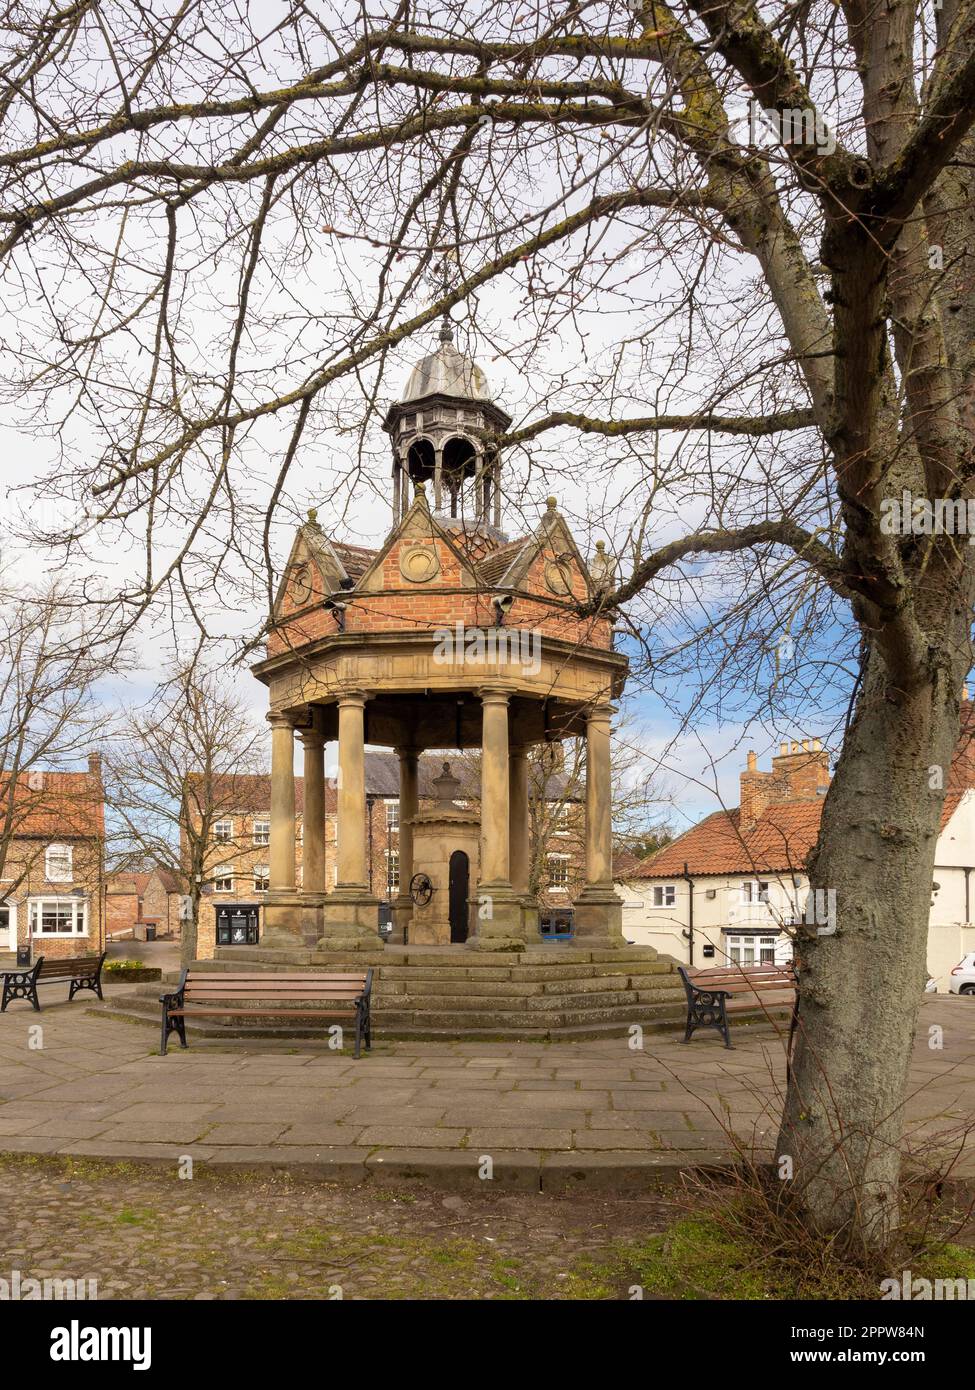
left=595, top=540, right=605, bottom=551
left=546, top=496, right=557, bottom=510
left=415, top=479, right=427, bottom=497
left=307, top=507, right=318, bottom=523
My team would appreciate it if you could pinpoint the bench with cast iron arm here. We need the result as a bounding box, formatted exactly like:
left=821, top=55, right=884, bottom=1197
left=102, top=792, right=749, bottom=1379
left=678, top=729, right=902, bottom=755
left=0, top=952, right=107, bottom=1013
left=160, top=970, right=373, bottom=1057
left=677, top=962, right=798, bottom=1050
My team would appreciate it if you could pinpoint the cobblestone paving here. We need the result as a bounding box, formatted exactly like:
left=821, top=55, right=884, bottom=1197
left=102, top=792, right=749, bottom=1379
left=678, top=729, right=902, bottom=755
left=0, top=1156, right=673, bottom=1300
left=0, top=995, right=972, bottom=1178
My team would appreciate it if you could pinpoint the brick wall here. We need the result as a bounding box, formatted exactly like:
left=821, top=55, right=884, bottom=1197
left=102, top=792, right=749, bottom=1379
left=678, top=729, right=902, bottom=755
left=4, top=838, right=105, bottom=961
left=740, top=742, right=831, bottom=830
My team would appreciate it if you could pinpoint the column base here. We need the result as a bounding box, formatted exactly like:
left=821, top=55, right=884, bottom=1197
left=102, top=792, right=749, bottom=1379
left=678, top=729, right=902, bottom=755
left=517, top=895, right=540, bottom=942
left=301, top=891, right=327, bottom=942
left=261, top=892, right=306, bottom=950
left=318, top=890, right=385, bottom=952
left=468, top=883, right=528, bottom=952
left=572, top=885, right=626, bottom=947
left=389, top=895, right=413, bottom=946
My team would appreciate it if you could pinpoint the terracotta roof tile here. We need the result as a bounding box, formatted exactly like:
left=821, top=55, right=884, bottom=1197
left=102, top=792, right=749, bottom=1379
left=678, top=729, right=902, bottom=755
left=634, top=704, right=975, bottom=879
left=0, top=770, right=103, bottom=839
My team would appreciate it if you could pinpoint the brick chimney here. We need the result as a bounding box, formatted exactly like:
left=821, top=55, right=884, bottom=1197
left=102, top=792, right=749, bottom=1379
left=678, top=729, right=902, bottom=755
left=739, top=740, right=830, bottom=831
left=87, top=752, right=102, bottom=782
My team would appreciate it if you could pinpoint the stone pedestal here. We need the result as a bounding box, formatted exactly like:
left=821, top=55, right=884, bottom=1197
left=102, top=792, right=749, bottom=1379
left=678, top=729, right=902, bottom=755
left=470, top=885, right=528, bottom=951
left=389, top=895, right=413, bottom=946
left=261, top=892, right=307, bottom=949
left=319, top=890, right=383, bottom=952
left=572, top=884, right=625, bottom=948
left=300, top=892, right=327, bottom=941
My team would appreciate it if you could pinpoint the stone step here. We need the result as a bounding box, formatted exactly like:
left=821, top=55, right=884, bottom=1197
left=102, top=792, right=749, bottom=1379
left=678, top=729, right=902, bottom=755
left=92, top=996, right=687, bottom=1041
left=208, top=945, right=667, bottom=971
left=375, top=1003, right=686, bottom=1030
left=383, top=989, right=639, bottom=1013
left=372, top=973, right=679, bottom=998
left=198, top=958, right=676, bottom=983
left=89, top=1001, right=689, bottom=1044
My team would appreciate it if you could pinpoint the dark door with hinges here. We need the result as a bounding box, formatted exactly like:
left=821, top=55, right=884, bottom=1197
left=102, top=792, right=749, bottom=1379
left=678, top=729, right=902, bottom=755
left=448, top=850, right=469, bottom=944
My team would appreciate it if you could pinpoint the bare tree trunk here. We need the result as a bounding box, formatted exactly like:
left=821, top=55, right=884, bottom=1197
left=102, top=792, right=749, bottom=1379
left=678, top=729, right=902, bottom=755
left=779, top=653, right=964, bottom=1249
left=180, top=891, right=201, bottom=971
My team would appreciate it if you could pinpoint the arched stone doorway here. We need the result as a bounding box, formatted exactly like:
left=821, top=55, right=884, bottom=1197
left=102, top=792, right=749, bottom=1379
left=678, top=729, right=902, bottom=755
left=449, top=850, right=469, bottom=944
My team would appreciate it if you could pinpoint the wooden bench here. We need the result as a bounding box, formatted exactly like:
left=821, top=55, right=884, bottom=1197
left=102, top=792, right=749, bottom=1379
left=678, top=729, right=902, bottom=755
left=677, top=962, right=798, bottom=1050
left=159, top=970, right=374, bottom=1057
left=0, top=952, right=107, bottom=1013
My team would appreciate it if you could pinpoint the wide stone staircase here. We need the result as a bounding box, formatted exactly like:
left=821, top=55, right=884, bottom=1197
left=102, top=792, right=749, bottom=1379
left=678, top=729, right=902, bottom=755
left=93, top=944, right=687, bottom=1042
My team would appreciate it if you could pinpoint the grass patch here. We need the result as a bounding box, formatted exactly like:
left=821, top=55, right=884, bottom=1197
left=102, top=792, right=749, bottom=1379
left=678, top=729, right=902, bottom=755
left=599, top=1208, right=975, bottom=1300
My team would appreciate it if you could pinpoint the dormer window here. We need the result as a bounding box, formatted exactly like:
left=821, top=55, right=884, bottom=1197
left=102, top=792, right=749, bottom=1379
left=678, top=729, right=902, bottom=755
left=45, top=843, right=73, bottom=882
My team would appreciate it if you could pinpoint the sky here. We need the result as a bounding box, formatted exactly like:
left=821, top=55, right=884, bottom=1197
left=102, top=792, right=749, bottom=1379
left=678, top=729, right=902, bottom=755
left=0, top=3, right=861, bottom=834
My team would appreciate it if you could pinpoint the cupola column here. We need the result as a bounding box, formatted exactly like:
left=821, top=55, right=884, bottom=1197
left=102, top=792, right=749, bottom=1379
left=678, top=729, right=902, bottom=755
left=434, top=449, right=443, bottom=513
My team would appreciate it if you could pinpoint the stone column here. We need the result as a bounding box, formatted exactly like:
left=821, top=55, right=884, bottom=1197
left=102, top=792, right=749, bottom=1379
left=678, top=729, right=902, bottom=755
left=262, top=712, right=303, bottom=949
left=390, top=746, right=418, bottom=945
left=509, top=742, right=539, bottom=943
left=573, top=702, right=625, bottom=948
left=319, top=692, right=382, bottom=952
left=434, top=450, right=443, bottom=513
left=300, top=728, right=327, bottom=894
left=471, top=688, right=525, bottom=951
left=336, top=694, right=367, bottom=889
left=508, top=745, right=530, bottom=893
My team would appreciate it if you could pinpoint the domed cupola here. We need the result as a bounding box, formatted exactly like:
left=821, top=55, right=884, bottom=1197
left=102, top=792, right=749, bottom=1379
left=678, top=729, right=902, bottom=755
left=383, top=316, right=512, bottom=535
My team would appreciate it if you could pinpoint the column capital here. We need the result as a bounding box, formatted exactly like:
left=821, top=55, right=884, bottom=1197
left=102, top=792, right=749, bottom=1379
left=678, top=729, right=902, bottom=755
left=336, top=690, right=369, bottom=709
left=586, top=702, right=616, bottom=723
left=297, top=727, right=325, bottom=749
left=266, top=710, right=296, bottom=728
left=478, top=686, right=514, bottom=705
left=394, top=744, right=419, bottom=761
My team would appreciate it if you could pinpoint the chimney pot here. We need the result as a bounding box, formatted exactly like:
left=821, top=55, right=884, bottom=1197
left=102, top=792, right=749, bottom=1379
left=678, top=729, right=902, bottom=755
left=813, top=739, right=822, bottom=751
left=746, top=750, right=757, bottom=772
left=791, top=741, right=799, bottom=754
left=801, top=739, right=810, bottom=752
left=780, top=742, right=788, bottom=756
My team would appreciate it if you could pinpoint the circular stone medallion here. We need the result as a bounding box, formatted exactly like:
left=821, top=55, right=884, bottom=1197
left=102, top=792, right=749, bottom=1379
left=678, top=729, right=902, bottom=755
left=400, top=545, right=440, bottom=583
left=544, top=556, right=573, bottom=595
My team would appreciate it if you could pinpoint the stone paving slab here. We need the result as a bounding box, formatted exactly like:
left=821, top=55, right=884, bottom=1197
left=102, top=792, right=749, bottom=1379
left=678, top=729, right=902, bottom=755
left=0, top=996, right=972, bottom=1190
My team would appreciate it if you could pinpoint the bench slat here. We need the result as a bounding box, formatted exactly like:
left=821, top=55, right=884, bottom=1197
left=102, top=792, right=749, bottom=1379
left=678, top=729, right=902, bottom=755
left=184, top=974, right=368, bottom=983
left=172, top=1007, right=358, bottom=1019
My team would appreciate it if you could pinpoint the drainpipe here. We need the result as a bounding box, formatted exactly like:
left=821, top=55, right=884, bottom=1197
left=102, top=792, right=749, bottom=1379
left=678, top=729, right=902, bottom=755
left=966, top=867, right=971, bottom=925
left=680, top=861, right=695, bottom=966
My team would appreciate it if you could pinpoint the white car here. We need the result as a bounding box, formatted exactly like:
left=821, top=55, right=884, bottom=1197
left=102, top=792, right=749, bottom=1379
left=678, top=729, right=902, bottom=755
left=948, top=953, right=975, bottom=995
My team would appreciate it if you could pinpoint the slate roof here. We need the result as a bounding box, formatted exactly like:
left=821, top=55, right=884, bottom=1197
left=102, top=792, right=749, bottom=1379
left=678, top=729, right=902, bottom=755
left=331, top=541, right=377, bottom=582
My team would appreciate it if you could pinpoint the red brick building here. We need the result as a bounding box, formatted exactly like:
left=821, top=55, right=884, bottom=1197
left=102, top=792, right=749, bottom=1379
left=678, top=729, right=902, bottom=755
left=0, top=755, right=105, bottom=961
